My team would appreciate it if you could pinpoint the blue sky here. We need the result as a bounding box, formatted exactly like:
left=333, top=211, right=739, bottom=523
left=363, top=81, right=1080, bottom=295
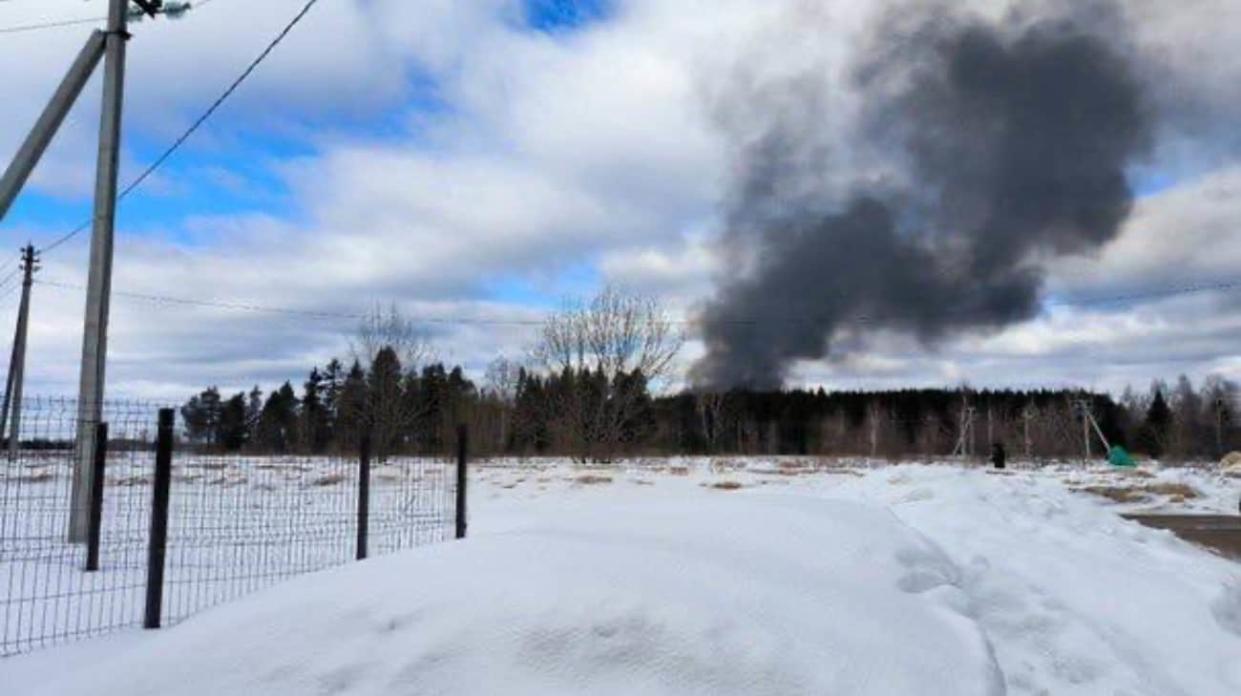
left=3, top=0, right=614, bottom=306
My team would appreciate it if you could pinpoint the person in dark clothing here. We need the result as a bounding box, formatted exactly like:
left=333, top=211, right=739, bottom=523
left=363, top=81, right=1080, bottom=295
left=991, top=442, right=1006, bottom=470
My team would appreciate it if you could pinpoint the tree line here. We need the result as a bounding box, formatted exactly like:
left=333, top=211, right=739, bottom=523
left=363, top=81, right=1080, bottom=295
left=180, top=291, right=1240, bottom=462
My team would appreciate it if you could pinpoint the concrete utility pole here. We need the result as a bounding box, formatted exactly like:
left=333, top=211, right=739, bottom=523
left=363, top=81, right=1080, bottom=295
left=69, top=0, right=143, bottom=543
left=1, top=245, right=39, bottom=459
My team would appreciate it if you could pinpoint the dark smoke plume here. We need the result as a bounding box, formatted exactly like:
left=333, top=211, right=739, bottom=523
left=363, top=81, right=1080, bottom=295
left=693, top=4, right=1152, bottom=389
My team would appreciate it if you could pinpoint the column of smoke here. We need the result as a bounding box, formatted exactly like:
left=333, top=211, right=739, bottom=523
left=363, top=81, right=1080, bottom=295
left=693, top=1, right=1153, bottom=389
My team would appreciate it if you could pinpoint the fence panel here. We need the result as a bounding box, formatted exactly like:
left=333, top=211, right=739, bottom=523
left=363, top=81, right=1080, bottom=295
left=1, top=398, right=459, bottom=656
left=159, top=450, right=455, bottom=625
left=0, top=398, right=157, bottom=656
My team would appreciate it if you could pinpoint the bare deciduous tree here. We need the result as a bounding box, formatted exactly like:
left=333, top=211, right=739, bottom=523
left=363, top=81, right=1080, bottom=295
left=536, top=286, right=681, bottom=387
left=351, top=303, right=432, bottom=371
left=484, top=355, right=522, bottom=404
left=534, top=286, right=682, bottom=461
left=348, top=304, right=434, bottom=458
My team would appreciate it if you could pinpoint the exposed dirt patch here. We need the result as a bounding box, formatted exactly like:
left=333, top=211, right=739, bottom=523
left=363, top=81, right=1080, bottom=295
left=1078, top=486, right=1149, bottom=503
left=1145, top=483, right=1201, bottom=499
left=574, top=475, right=613, bottom=485
left=311, top=473, right=346, bottom=487
left=1077, top=482, right=1201, bottom=504
left=10, top=469, right=54, bottom=483
left=112, top=475, right=150, bottom=487
left=708, top=481, right=744, bottom=491
left=187, top=461, right=230, bottom=470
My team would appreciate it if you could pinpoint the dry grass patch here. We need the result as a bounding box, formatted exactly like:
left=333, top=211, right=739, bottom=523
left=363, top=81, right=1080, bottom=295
left=17, top=470, right=54, bottom=483
left=209, top=476, right=248, bottom=487
left=187, top=460, right=230, bottom=470
left=1077, top=482, right=1201, bottom=504
left=311, top=473, right=346, bottom=487
left=1144, top=482, right=1200, bottom=499
left=1078, top=486, right=1149, bottom=503
left=668, top=466, right=690, bottom=476
left=574, top=474, right=613, bottom=485
left=709, top=481, right=744, bottom=491
left=113, top=475, right=150, bottom=487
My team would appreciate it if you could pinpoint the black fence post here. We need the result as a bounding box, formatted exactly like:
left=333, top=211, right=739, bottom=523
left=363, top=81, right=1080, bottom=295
left=356, top=434, right=371, bottom=561
left=144, top=408, right=175, bottom=630
left=455, top=424, right=468, bottom=540
left=84, top=422, right=109, bottom=572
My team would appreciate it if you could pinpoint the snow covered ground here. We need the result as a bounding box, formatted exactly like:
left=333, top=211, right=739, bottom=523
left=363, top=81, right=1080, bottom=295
left=3, top=458, right=1240, bottom=695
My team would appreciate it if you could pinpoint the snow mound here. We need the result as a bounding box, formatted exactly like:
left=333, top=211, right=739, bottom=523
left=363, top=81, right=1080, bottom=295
left=25, top=496, right=1003, bottom=696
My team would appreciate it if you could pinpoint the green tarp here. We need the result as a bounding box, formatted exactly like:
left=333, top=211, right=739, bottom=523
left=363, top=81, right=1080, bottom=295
left=1109, top=446, right=1136, bottom=467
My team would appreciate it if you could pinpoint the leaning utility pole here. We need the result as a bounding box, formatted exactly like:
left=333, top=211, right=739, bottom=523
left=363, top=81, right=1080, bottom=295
left=0, top=246, right=39, bottom=460
left=0, top=0, right=173, bottom=538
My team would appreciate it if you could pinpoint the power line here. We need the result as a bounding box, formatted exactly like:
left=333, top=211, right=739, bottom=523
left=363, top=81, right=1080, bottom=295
left=33, top=276, right=1241, bottom=328
left=0, top=16, right=102, bottom=35
left=0, top=264, right=21, bottom=289
left=0, top=0, right=214, bottom=34
left=34, top=279, right=550, bottom=325
left=38, top=0, right=294, bottom=255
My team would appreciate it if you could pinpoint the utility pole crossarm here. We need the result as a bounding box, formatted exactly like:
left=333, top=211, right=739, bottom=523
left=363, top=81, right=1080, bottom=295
left=131, top=1, right=165, bottom=18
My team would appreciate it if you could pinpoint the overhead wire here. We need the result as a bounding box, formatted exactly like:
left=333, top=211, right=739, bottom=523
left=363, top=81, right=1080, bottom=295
left=38, top=0, right=289, bottom=255
left=32, top=276, right=1241, bottom=328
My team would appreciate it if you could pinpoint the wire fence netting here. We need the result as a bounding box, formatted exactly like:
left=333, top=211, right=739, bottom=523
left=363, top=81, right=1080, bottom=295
left=1, top=397, right=457, bottom=657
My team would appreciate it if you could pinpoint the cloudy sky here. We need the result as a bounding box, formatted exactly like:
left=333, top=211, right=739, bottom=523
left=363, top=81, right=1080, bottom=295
left=0, top=0, right=1239, bottom=401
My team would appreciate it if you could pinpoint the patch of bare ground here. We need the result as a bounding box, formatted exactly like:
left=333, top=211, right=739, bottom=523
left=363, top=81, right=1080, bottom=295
left=668, top=466, right=690, bottom=476
left=113, top=475, right=150, bottom=487
left=1077, top=482, right=1201, bottom=504
left=16, top=470, right=54, bottom=483
left=707, top=481, right=744, bottom=491
left=574, top=474, right=613, bottom=485
left=208, top=476, right=248, bottom=487
left=187, top=460, right=230, bottom=470
left=311, top=473, right=345, bottom=487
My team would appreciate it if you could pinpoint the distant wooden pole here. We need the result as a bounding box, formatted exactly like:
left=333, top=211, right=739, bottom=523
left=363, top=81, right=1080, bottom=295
left=2, top=245, right=37, bottom=457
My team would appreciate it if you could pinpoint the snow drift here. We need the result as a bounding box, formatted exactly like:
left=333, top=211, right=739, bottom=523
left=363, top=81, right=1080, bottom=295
left=19, top=495, right=1003, bottom=695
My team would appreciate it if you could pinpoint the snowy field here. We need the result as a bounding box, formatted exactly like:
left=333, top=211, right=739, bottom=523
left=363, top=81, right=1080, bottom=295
left=3, top=457, right=1241, bottom=695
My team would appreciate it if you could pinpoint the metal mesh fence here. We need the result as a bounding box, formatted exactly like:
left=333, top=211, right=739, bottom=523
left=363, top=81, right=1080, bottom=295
left=159, top=451, right=454, bottom=626
left=0, top=398, right=155, bottom=655
left=0, top=398, right=458, bottom=657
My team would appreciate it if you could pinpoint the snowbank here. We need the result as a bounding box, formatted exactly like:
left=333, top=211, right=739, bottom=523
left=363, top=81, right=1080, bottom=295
left=5, top=460, right=1240, bottom=695
left=11, top=495, right=1002, bottom=695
